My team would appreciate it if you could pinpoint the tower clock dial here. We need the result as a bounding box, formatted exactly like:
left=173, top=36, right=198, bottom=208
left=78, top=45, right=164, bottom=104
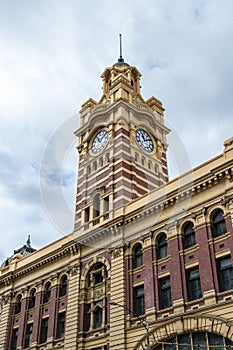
left=91, top=130, right=108, bottom=154
left=136, top=129, right=154, bottom=153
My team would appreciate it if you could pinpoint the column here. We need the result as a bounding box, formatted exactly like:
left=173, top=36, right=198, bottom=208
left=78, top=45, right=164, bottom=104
left=64, top=262, right=81, bottom=350
left=109, top=246, right=126, bottom=350
left=0, top=291, right=13, bottom=350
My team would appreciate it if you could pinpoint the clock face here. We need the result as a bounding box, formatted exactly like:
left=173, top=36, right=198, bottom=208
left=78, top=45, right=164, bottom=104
left=136, top=129, right=154, bottom=152
left=92, top=130, right=108, bottom=154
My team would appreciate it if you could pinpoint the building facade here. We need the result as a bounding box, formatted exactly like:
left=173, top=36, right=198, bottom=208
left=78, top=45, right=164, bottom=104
left=1, top=54, right=233, bottom=350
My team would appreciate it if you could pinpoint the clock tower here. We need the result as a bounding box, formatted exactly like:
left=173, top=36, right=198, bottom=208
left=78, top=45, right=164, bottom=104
left=74, top=51, right=170, bottom=232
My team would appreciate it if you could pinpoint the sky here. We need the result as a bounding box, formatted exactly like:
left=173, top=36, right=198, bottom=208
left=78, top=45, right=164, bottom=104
left=0, top=0, right=233, bottom=262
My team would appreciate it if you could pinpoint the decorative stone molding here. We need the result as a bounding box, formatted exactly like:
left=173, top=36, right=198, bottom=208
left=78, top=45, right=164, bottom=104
left=112, top=247, right=122, bottom=259
left=69, top=263, right=80, bottom=277
left=2, top=291, right=13, bottom=305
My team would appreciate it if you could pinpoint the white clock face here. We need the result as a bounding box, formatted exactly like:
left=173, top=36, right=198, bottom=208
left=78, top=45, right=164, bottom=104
left=92, top=130, right=108, bottom=154
left=136, top=129, right=154, bottom=152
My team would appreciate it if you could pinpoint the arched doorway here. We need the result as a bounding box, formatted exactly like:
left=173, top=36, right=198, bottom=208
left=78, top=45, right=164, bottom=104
left=133, top=315, right=233, bottom=350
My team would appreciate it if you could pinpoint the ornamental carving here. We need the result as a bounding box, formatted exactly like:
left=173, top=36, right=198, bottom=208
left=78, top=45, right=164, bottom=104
left=94, top=288, right=103, bottom=299
left=112, top=247, right=122, bottom=259
left=2, top=291, right=13, bottom=305
left=69, top=263, right=80, bottom=277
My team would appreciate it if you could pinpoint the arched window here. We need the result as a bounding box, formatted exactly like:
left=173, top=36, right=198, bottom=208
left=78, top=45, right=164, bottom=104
left=133, top=243, right=143, bottom=268
left=15, top=294, right=22, bottom=314
left=212, top=209, right=227, bottom=237
left=84, top=262, right=108, bottom=332
left=93, top=193, right=101, bottom=218
left=183, top=222, right=196, bottom=249
left=93, top=161, right=97, bottom=171
left=99, top=157, right=103, bottom=167
left=88, top=262, right=105, bottom=287
left=60, top=275, right=68, bottom=297
left=29, top=288, right=36, bottom=309
left=153, top=332, right=233, bottom=349
left=157, top=233, right=167, bottom=259
left=43, top=282, right=51, bottom=303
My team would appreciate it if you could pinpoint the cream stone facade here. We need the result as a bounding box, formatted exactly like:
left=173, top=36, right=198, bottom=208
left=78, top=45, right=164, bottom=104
left=1, top=54, right=233, bottom=350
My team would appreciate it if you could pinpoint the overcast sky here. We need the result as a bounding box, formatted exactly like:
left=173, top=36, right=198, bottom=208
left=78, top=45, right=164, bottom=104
left=0, top=0, right=233, bottom=262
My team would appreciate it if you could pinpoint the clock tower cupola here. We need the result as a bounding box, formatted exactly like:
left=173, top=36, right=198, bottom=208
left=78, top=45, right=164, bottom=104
left=74, top=43, right=170, bottom=232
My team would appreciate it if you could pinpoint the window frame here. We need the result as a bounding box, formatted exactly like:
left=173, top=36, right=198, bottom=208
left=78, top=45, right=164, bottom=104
left=134, top=285, right=145, bottom=316
left=57, top=311, right=66, bottom=339
left=133, top=243, right=143, bottom=269
left=183, top=222, right=196, bottom=249
left=187, top=267, right=202, bottom=301
left=157, top=233, right=168, bottom=259
left=43, top=282, right=51, bottom=304
left=159, top=276, right=172, bottom=309
left=24, top=323, right=33, bottom=348
left=40, top=317, right=49, bottom=344
left=212, top=209, right=227, bottom=238
left=218, top=256, right=233, bottom=292
left=59, top=275, right=68, bottom=297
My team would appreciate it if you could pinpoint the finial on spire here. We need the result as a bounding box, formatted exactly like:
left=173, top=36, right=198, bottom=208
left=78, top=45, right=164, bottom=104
left=118, top=33, right=125, bottom=64
left=26, top=235, right=31, bottom=247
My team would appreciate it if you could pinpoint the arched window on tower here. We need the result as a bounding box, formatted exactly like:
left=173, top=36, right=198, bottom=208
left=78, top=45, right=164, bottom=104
left=183, top=222, right=196, bottom=249
left=93, top=193, right=101, bottom=218
left=212, top=209, right=227, bottom=237
left=133, top=243, right=143, bottom=268
left=157, top=233, right=168, bottom=259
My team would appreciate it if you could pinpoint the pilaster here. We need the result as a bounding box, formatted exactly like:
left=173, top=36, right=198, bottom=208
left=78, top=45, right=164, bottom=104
left=64, top=263, right=81, bottom=350
left=109, top=245, right=126, bottom=350
left=0, top=291, right=12, bottom=350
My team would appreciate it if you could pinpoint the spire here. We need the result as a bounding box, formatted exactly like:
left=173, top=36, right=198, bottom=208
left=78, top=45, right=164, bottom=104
left=117, top=33, right=126, bottom=64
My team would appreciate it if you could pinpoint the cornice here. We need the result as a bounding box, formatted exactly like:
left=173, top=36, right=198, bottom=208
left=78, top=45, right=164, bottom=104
left=0, top=241, right=79, bottom=285
left=74, top=160, right=233, bottom=247
left=75, top=99, right=169, bottom=138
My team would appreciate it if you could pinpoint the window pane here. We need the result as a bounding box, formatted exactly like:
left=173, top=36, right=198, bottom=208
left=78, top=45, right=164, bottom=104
left=208, top=333, right=224, bottom=350
left=11, top=328, right=18, bottom=350
left=187, top=268, right=202, bottom=301
left=183, top=222, right=196, bottom=249
left=94, top=307, right=102, bottom=329
left=133, top=244, right=143, bottom=268
left=218, top=257, right=233, bottom=292
left=212, top=210, right=227, bottom=237
left=57, top=312, right=66, bottom=338
left=158, top=234, right=167, bottom=259
left=41, top=318, right=49, bottom=343
left=178, top=333, right=191, bottom=349
left=134, top=286, right=145, bottom=316
left=164, top=337, right=176, bottom=350
left=160, top=277, right=172, bottom=309
left=25, top=323, right=33, bottom=348
left=192, top=333, right=206, bottom=349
